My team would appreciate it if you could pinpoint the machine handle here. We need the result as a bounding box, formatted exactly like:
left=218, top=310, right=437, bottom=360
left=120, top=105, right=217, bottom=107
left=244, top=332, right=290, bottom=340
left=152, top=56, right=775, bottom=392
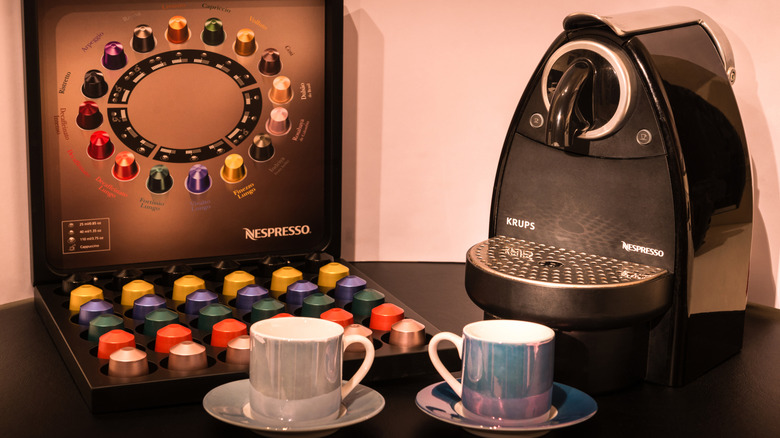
left=545, top=59, right=593, bottom=147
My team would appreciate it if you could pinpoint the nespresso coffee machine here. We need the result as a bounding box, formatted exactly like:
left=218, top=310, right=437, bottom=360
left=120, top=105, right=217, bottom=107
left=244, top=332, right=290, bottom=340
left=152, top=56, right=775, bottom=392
left=465, top=7, right=752, bottom=393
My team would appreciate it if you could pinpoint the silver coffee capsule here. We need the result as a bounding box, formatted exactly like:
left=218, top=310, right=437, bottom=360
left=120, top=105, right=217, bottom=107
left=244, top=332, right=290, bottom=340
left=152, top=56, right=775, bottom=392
left=108, top=347, right=149, bottom=377
left=168, top=341, right=208, bottom=371
left=225, top=335, right=250, bottom=365
left=389, top=318, right=426, bottom=348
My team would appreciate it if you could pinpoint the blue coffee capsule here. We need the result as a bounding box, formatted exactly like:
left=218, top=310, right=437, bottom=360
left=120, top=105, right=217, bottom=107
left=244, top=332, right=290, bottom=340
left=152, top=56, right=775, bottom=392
left=78, top=299, right=114, bottom=325
left=334, top=275, right=367, bottom=302
left=235, top=284, right=269, bottom=310
left=285, top=280, right=318, bottom=307
left=184, top=289, right=219, bottom=315
left=132, top=294, right=167, bottom=320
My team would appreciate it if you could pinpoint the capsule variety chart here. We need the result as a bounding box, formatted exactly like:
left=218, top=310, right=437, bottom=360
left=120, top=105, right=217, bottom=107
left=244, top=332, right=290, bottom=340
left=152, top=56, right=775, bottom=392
left=34, top=1, right=334, bottom=271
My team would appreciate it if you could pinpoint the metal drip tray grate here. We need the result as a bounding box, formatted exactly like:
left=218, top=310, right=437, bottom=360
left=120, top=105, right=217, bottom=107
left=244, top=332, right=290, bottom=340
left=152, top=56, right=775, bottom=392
left=468, top=236, right=667, bottom=287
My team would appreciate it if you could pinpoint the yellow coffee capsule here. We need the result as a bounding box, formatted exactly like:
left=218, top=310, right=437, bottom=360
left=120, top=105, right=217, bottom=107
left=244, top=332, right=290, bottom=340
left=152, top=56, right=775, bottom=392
left=220, top=153, right=247, bottom=183
left=167, top=16, right=189, bottom=44
left=234, top=28, right=256, bottom=56
left=69, top=284, right=104, bottom=311
left=172, top=275, right=206, bottom=302
left=269, top=266, right=303, bottom=299
left=317, top=262, right=349, bottom=292
left=223, top=270, right=255, bottom=298
left=120, top=280, right=155, bottom=307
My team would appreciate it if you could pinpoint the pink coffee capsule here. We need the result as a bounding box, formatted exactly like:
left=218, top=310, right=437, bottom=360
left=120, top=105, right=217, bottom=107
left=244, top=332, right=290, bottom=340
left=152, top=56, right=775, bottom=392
left=344, top=323, right=373, bottom=353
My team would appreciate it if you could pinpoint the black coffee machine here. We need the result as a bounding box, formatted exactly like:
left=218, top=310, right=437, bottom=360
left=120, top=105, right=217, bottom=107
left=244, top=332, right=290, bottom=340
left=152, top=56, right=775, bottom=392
left=465, top=7, right=752, bottom=393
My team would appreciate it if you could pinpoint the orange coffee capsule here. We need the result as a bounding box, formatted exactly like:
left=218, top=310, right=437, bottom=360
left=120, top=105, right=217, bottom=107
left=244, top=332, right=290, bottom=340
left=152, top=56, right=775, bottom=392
left=210, top=318, right=247, bottom=347
left=97, top=329, right=135, bottom=359
left=369, top=303, right=405, bottom=331
left=155, top=323, right=192, bottom=353
left=320, top=308, right=354, bottom=328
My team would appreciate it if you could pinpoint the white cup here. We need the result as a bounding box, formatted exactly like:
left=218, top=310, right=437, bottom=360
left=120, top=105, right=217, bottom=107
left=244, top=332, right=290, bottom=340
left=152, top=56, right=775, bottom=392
left=249, top=317, right=375, bottom=422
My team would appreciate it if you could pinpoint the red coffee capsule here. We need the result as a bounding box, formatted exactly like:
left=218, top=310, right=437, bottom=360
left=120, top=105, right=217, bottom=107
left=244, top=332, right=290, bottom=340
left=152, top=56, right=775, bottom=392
left=210, top=318, right=247, bottom=347
left=155, top=323, right=192, bottom=353
left=77, top=101, right=103, bottom=130
left=369, top=303, right=405, bottom=331
left=320, top=308, right=354, bottom=328
left=270, top=312, right=293, bottom=319
left=97, top=329, right=135, bottom=359
left=87, top=131, right=114, bottom=160
left=112, top=151, right=140, bottom=181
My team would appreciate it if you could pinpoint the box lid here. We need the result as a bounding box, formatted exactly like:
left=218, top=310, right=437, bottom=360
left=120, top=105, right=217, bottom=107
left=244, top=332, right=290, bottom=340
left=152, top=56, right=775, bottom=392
left=24, top=0, right=343, bottom=284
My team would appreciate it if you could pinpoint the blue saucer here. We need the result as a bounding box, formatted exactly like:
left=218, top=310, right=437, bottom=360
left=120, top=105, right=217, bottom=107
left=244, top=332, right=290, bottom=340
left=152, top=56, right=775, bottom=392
left=416, top=381, right=597, bottom=437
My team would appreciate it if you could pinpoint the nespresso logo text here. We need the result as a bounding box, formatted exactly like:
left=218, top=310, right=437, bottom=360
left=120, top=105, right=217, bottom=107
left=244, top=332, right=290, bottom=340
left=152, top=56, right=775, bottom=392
left=622, top=241, right=664, bottom=257
left=244, top=225, right=311, bottom=240
left=506, top=217, right=535, bottom=230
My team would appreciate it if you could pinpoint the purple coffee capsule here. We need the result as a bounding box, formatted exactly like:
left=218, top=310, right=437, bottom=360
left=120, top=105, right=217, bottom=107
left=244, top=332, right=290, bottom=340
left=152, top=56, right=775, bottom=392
left=184, top=289, right=219, bottom=315
left=102, top=41, right=127, bottom=70
left=285, top=280, right=318, bottom=307
left=185, top=164, right=211, bottom=194
left=235, top=284, right=269, bottom=310
left=78, top=299, right=114, bottom=325
left=132, top=294, right=167, bottom=320
left=334, top=275, right=367, bottom=302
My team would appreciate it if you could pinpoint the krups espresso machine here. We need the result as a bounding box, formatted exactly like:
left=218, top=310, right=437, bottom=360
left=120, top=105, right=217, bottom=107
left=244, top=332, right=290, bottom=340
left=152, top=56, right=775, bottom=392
left=465, top=7, right=752, bottom=393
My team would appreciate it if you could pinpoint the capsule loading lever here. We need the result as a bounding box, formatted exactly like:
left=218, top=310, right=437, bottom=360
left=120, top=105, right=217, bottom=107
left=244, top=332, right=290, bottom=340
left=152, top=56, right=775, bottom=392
left=545, top=59, right=593, bottom=148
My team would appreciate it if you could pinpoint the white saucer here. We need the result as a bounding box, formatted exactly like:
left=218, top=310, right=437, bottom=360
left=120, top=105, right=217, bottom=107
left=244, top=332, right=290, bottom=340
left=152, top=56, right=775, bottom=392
left=203, top=379, right=385, bottom=437
left=416, top=381, right=597, bottom=437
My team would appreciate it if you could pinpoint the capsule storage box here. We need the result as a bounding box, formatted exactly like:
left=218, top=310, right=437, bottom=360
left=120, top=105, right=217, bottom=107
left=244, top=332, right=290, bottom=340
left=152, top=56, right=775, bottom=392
left=24, top=0, right=457, bottom=412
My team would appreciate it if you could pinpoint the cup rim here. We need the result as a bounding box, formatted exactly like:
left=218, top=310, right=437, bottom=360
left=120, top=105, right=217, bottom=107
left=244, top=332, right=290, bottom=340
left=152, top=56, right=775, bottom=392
left=250, top=316, right=344, bottom=341
left=462, top=319, right=554, bottom=344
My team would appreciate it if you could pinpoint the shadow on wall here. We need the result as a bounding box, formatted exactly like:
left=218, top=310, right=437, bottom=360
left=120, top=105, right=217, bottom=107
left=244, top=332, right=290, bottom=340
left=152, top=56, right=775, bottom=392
left=341, top=7, right=383, bottom=261
left=731, top=34, right=780, bottom=307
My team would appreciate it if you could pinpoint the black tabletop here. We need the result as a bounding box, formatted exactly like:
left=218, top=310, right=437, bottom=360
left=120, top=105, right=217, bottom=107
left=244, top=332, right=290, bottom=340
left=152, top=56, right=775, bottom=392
left=2, top=262, right=779, bottom=437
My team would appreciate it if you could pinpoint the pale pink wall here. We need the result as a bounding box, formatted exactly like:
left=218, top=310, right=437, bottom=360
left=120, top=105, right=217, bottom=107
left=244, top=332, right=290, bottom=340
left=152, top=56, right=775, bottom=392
left=2, top=0, right=778, bottom=307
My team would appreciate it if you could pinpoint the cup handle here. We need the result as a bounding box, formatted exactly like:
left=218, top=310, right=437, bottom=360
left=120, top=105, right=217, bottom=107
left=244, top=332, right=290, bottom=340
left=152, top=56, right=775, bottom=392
left=427, top=332, right=463, bottom=397
left=341, top=334, right=375, bottom=399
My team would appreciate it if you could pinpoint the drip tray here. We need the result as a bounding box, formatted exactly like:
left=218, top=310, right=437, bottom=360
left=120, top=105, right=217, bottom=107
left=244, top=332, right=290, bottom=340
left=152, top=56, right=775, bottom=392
left=465, top=236, right=672, bottom=330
